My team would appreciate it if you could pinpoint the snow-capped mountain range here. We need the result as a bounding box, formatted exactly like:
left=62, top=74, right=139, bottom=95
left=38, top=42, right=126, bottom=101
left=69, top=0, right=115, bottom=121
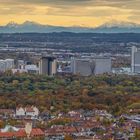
left=1, top=21, right=140, bottom=33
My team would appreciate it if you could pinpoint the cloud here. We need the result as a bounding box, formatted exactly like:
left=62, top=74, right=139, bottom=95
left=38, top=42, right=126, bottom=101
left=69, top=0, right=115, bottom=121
left=0, top=5, right=36, bottom=15
left=0, top=0, right=136, bottom=16
left=46, top=6, right=131, bottom=17
left=0, top=0, right=139, bottom=11
left=0, top=0, right=139, bottom=8
left=128, top=10, right=140, bottom=21
left=0, top=0, right=140, bottom=26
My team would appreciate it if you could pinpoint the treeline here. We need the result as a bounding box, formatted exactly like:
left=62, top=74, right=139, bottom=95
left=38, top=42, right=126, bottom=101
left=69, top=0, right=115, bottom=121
left=1, top=33, right=140, bottom=43
left=1, top=33, right=140, bottom=53
left=0, top=71, right=140, bottom=115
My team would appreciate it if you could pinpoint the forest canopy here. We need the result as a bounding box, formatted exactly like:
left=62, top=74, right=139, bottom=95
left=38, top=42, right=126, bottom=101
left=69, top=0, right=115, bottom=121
left=0, top=72, right=139, bottom=115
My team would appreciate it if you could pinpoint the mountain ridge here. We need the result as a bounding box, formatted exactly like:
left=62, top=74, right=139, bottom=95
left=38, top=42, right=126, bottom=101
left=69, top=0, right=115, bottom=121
left=1, top=21, right=140, bottom=33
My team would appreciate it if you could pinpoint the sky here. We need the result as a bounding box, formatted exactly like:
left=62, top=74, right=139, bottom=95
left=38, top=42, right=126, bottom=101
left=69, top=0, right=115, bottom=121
left=0, top=0, right=140, bottom=27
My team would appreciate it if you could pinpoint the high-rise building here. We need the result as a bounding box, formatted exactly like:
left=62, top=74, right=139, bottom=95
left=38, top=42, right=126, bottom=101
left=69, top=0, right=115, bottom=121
left=71, top=57, right=111, bottom=76
left=17, top=60, right=24, bottom=69
left=5, top=59, right=15, bottom=70
left=0, top=60, right=6, bottom=72
left=39, top=56, right=57, bottom=75
left=131, top=46, right=140, bottom=73
left=0, top=59, right=15, bottom=72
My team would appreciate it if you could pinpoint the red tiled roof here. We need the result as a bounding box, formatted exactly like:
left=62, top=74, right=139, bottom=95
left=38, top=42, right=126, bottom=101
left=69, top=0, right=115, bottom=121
left=0, top=129, right=26, bottom=138
left=63, top=126, right=77, bottom=133
left=0, top=128, right=44, bottom=138
left=30, top=128, right=45, bottom=137
left=14, top=129, right=27, bottom=137
left=26, top=107, right=34, bottom=112
left=45, top=128, right=63, bottom=136
left=0, top=109, right=14, bottom=114
left=46, top=126, right=77, bottom=136
left=0, top=132, right=13, bottom=138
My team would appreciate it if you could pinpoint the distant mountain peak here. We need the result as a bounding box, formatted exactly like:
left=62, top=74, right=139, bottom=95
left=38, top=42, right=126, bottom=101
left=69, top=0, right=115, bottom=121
left=1, top=20, right=140, bottom=33
left=6, top=21, right=19, bottom=28
left=22, top=21, right=41, bottom=26
left=100, top=20, right=140, bottom=28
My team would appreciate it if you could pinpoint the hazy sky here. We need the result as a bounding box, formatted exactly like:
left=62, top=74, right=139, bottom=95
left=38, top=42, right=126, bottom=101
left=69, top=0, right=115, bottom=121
left=0, top=0, right=140, bottom=27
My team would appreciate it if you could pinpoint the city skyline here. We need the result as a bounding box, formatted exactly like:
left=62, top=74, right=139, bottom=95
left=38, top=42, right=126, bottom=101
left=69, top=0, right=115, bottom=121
left=0, top=0, right=140, bottom=27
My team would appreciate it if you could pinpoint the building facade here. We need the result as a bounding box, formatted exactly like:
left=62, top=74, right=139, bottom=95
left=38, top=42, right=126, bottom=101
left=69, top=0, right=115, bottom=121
left=39, top=56, right=57, bottom=75
left=5, top=59, right=15, bottom=70
left=131, top=46, right=140, bottom=73
left=71, top=57, right=111, bottom=76
left=0, top=60, right=6, bottom=72
left=0, top=59, right=14, bottom=72
left=16, top=106, right=39, bottom=117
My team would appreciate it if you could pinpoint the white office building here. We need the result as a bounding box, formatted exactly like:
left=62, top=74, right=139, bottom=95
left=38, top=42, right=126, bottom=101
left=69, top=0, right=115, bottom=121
left=0, top=59, right=15, bottom=72
left=17, top=60, right=24, bottom=69
left=5, top=59, right=15, bottom=70
left=25, top=64, right=39, bottom=74
left=71, top=57, right=111, bottom=76
left=0, top=60, right=6, bottom=72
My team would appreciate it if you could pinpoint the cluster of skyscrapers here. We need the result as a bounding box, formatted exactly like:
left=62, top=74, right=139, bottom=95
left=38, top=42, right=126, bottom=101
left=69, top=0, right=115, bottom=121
left=35, top=46, right=140, bottom=76
left=0, top=56, right=113, bottom=76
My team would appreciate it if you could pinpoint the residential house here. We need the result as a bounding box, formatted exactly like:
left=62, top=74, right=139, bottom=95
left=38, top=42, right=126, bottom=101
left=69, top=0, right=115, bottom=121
left=16, top=106, right=39, bottom=118
left=0, top=109, right=15, bottom=118
left=0, top=122, right=45, bottom=139
left=16, top=107, right=25, bottom=116
left=25, top=106, right=39, bottom=117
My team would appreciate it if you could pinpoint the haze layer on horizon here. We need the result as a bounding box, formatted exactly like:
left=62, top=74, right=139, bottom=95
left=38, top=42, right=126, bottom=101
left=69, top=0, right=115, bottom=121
left=0, top=0, right=140, bottom=27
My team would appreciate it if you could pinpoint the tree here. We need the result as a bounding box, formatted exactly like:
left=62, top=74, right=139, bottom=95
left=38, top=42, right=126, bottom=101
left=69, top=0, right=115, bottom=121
left=134, top=128, right=140, bottom=140
left=64, top=135, right=73, bottom=140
